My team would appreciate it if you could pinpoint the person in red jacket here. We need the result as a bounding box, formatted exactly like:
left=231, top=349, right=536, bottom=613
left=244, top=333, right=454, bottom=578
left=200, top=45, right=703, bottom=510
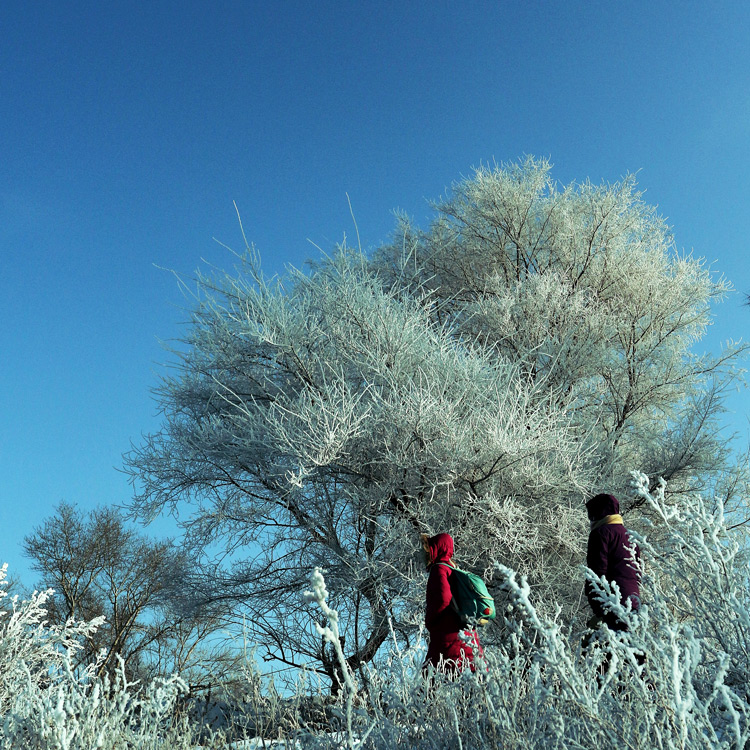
left=421, top=532, right=481, bottom=674
left=585, top=492, right=641, bottom=631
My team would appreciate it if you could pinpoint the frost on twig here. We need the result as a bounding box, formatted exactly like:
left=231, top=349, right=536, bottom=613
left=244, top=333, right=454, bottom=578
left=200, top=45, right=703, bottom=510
left=303, top=567, right=357, bottom=696
left=304, top=567, right=359, bottom=750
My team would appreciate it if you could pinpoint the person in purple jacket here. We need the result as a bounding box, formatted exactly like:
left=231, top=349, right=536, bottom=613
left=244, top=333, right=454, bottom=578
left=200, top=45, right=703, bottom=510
left=585, top=492, right=641, bottom=631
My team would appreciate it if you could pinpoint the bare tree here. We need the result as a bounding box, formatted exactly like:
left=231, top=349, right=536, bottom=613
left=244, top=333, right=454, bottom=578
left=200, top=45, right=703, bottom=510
left=23, top=502, right=227, bottom=682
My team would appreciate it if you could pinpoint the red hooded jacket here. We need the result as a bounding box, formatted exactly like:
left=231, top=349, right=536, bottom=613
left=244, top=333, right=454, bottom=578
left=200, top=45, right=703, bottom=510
left=423, top=533, right=481, bottom=672
left=585, top=493, right=641, bottom=630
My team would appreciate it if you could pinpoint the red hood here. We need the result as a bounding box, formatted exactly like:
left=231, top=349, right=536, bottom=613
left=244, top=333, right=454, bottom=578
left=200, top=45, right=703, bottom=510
left=426, top=533, right=454, bottom=564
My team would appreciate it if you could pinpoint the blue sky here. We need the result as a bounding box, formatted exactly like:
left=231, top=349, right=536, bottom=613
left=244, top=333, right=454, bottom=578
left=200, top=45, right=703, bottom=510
left=2, top=0, right=749, bottom=585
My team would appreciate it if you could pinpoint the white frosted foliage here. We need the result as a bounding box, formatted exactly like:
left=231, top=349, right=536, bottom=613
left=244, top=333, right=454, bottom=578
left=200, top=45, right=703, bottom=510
left=126, top=157, right=749, bottom=693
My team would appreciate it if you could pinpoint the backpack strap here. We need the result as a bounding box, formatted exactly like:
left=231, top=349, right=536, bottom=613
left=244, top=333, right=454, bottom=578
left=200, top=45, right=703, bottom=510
left=434, top=562, right=458, bottom=570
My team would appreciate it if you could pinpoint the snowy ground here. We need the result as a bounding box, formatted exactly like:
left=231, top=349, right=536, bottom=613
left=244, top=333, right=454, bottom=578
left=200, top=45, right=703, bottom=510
left=195, top=734, right=355, bottom=749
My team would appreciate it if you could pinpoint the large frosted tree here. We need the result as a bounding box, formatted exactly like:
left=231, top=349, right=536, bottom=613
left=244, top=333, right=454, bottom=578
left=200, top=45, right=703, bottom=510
left=374, top=158, right=743, bottom=504
left=126, top=158, right=746, bottom=687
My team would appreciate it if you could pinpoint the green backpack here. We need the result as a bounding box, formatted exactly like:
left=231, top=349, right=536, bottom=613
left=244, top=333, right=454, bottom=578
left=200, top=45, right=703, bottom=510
left=436, top=563, right=496, bottom=627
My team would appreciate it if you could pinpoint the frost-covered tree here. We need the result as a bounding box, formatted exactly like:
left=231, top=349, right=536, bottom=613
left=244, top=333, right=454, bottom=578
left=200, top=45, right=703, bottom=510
left=374, top=157, right=744, bottom=505
left=126, top=249, right=590, bottom=686
left=126, top=158, right=747, bottom=686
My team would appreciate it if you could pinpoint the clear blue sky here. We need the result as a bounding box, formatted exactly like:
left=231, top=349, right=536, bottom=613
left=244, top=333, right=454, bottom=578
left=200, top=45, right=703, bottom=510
left=2, top=1, right=749, bottom=586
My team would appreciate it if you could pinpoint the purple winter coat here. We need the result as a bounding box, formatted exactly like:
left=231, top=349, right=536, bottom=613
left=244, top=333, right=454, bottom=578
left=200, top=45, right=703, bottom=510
left=585, top=493, right=641, bottom=630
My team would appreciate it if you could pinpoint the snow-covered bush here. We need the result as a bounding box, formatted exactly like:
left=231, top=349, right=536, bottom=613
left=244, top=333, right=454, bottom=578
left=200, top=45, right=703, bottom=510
left=0, top=566, right=219, bottom=749
left=0, top=567, right=100, bottom=716
left=302, top=473, right=750, bottom=749
left=0, top=565, right=354, bottom=748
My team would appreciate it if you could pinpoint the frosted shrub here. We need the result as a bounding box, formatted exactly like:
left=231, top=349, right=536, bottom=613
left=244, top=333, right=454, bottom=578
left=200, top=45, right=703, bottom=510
left=0, top=566, right=213, bottom=750
left=0, top=567, right=102, bottom=714
left=304, top=474, right=750, bottom=750
left=2, top=661, right=196, bottom=750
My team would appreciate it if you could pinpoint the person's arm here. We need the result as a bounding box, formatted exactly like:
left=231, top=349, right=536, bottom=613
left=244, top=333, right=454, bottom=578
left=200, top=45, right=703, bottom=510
left=585, top=530, right=609, bottom=618
left=425, top=566, right=453, bottom=627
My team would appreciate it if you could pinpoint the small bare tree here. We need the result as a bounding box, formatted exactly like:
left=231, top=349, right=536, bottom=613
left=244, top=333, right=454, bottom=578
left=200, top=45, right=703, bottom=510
left=23, top=502, right=227, bottom=682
